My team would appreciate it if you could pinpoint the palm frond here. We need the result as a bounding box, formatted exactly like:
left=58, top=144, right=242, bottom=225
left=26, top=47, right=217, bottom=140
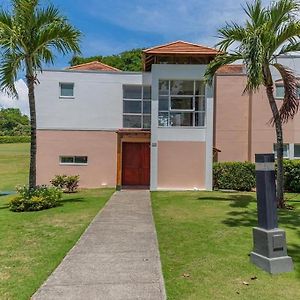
left=204, top=52, right=243, bottom=85
left=272, top=63, right=299, bottom=123
left=216, top=22, right=247, bottom=52
left=0, top=52, right=24, bottom=98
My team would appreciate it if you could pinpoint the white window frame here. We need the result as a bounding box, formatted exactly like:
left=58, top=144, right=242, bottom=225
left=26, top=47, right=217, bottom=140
left=59, top=82, right=75, bottom=99
left=122, top=85, right=151, bottom=129
left=59, top=156, right=88, bottom=166
left=158, top=80, right=206, bottom=128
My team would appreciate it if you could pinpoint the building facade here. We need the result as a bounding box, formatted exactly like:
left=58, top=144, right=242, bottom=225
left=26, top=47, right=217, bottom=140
left=35, top=41, right=300, bottom=190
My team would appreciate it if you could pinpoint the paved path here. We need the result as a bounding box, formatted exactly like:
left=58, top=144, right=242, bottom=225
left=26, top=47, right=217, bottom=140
left=32, top=190, right=166, bottom=300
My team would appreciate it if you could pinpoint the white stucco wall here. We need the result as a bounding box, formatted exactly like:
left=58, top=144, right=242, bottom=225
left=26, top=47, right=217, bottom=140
left=149, top=64, right=214, bottom=191
left=35, top=70, right=151, bottom=130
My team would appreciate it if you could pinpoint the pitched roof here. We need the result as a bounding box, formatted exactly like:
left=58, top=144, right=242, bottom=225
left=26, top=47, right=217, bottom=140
left=68, top=61, right=121, bottom=72
left=217, top=64, right=245, bottom=74
left=143, top=40, right=220, bottom=55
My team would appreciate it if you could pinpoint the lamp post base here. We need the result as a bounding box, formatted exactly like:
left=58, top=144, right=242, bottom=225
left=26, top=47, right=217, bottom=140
left=250, top=227, right=293, bottom=274
left=250, top=252, right=293, bottom=274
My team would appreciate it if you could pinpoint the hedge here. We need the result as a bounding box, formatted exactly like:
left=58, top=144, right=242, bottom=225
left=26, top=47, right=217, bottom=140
left=213, top=162, right=256, bottom=191
left=213, top=160, right=300, bottom=192
left=0, top=136, right=30, bottom=144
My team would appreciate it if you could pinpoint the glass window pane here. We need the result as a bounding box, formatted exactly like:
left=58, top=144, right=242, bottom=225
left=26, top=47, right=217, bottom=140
left=170, top=80, right=194, bottom=95
left=276, top=85, right=284, bottom=99
left=159, top=80, right=169, bottom=95
left=195, top=81, right=205, bottom=96
left=123, top=100, right=142, bottom=113
left=60, top=83, right=74, bottom=97
left=143, top=101, right=151, bottom=114
left=159, top=96, right=169, bottom=111
left=171, top=97, right=193, bottom=110
left=123, top=85, right=142, bottom=99
left=158, top=112, right=169, bottom=127
left=123, top=115, right=142, bottom=128
left=60, top=156, right=74, bottom=163
left=273, top=143, right=289, bottom=158
left=195, top=112, right=205, bottom=127
left=143, top=86, right=151, bottom=99
left=143, top=115, right=151, bottom=129
left=295, top=144, right=300, bottom=157
left=75, top=156, right=88, bottom=164
left=170, top=112, right=193, bottom=126
left=195, top=97, right=205, bottom=111
left=297, top=87, right=300, bottom=99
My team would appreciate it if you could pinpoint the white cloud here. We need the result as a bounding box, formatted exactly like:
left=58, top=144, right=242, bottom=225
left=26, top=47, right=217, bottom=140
left=87, top=0, right=273, bottom=47
left=0, top=79, right=29, bottom=115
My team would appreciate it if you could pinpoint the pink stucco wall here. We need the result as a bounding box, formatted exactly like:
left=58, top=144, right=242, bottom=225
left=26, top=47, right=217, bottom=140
left=216, top=74, right=300, bottom=162
left=36, top=130, right=117, bottom=188
left=157, top=141, right=206, bottom=190
left=215, top=75, right=250, bottom=162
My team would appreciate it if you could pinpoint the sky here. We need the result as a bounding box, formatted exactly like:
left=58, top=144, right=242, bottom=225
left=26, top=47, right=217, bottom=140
left=0, top=0, right=272, bottom=115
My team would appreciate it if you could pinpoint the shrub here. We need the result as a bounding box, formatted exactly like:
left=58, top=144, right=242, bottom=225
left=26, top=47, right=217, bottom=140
left=9, top=186, right=62, bottom=212
left=0, top=136, right=30, bottom=144
left=213, top=162, right=256, bottom=191
left=51, top=175, right=80, bottom=193
left=282, top=160, right=300, bottom=193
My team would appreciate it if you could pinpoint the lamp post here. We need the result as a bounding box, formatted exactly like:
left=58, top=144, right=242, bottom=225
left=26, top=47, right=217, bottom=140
left=250, top=154, right=293, bottom=274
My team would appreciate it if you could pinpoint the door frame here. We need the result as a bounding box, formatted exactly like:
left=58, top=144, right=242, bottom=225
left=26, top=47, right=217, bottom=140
left=116, top=129, right=151, bottom=190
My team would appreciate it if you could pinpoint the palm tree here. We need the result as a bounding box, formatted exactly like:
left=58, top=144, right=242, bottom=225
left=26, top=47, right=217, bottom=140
left=0, top=0, right=81, bottom=189
left=205, top=0, right=300, bottom=208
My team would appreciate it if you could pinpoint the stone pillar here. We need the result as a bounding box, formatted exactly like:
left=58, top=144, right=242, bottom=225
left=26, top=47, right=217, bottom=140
left=250, top=154, right=293, bottom=274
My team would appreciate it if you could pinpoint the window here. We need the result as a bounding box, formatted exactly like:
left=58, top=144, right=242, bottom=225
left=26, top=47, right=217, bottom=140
left=275, top=84, right=300, bottom=99
left=273, top=144, right=289, bottom=158
left=60, top=156, right=88, bottom=165
left=158, top=80, right=206, bottom=127
left=123, top=85, right=151, bottom=129
left=60, top=83, right=74, bottom=98
left=294, top=144, right=300, bottom=158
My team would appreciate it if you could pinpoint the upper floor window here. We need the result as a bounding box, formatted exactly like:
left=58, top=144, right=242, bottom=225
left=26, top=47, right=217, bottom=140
left=123, top=85, right=151, bottom=129
left=60, top=83, right=74, bottom=98
left=275, top=84, right=300, bottom=99
left=158, top=80, right=206, bottom=127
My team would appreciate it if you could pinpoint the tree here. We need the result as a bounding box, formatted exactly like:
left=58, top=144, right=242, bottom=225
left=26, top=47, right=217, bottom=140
left=0, top=108, right=30, bottom=136
left=205, top=0, right=300, bottom=208
left=70, top=48, right=143, bottom=71
left=0, top=0, right=81, bottom=188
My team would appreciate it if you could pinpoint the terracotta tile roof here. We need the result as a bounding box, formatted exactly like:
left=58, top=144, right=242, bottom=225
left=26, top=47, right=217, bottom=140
left=217, top=64, right=245, bottom=74
left=143, top=40, right=220, bottom=55
left=68, top=61, right=121, bottom=72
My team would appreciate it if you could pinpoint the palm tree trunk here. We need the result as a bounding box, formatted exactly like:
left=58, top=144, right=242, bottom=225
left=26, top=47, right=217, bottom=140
left=266, top=84, right=285, bottom=208
left=26, top=68, right=37, bottom=189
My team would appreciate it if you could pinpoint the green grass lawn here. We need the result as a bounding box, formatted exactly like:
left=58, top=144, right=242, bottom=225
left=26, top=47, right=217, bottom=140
left=152, top=191, right=300, bottom=300
left=0, top=143, right=115, bottom=299
left=0, top=188, right=114, bottom=300
left=0, top=143, right=29, bottom=191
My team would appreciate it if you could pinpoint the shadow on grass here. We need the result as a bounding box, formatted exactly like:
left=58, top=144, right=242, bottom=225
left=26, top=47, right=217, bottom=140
left=197, top=194, right=256, bottom=209
left=221, top=196, right=300, bottom=277
left=0, top=204, right=9, bottom=210
left=58, top=197, right=85, bottom=205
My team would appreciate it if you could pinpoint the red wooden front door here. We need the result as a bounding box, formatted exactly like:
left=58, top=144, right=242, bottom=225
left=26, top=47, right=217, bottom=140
left=122, top=142, right=150, bottom=187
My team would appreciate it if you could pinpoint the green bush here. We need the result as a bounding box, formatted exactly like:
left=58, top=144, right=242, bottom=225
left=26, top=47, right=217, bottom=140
left=213, top=162, right=256, bottom=191
left=9, top=186, right=62, bottom=212
left=282, top=160, right=300, bottom=192
left=0, top=136, right=30, bottom=144
left=51, top=175, right=80, bottom=193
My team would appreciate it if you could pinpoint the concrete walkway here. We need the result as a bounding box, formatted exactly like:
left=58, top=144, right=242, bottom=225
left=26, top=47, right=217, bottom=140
left=32, top=190, right=166, bottom=300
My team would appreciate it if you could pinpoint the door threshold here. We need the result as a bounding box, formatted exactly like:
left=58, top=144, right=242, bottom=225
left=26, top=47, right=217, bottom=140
left=121, top=185, right=150, bottom=190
